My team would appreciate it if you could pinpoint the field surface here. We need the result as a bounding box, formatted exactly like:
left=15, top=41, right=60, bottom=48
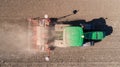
left=0, top=0, right=120, bottom=67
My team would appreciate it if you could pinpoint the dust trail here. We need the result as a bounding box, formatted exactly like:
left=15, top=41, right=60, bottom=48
left=0, top=18, right=38, bottom=58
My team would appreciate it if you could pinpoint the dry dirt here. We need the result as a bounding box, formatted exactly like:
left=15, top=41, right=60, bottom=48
left=0, top=0, right=120, bottom=67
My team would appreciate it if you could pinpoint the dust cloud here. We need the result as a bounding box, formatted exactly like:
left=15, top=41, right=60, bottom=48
left=0, top=18, right=36, bottom=58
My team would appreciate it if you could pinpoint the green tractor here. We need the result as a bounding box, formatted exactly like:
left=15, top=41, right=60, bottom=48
left=55, top=25, right=105, bottom=47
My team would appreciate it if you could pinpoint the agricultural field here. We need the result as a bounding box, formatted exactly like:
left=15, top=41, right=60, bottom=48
left=0, top=0, right=120, bottom=67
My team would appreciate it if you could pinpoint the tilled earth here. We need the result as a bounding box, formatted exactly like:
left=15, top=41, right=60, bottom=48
left=0, top=0, right=120, bottom=67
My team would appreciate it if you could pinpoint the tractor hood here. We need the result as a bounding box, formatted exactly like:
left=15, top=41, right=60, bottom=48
left=63, top=27, right=84, bottom=46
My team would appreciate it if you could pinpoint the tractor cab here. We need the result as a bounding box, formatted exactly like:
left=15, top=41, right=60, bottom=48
left=84, top=31, right=105, bottom=40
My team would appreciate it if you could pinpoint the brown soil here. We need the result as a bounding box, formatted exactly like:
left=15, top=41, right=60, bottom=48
left=0, top=0, right=120, bottom=67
